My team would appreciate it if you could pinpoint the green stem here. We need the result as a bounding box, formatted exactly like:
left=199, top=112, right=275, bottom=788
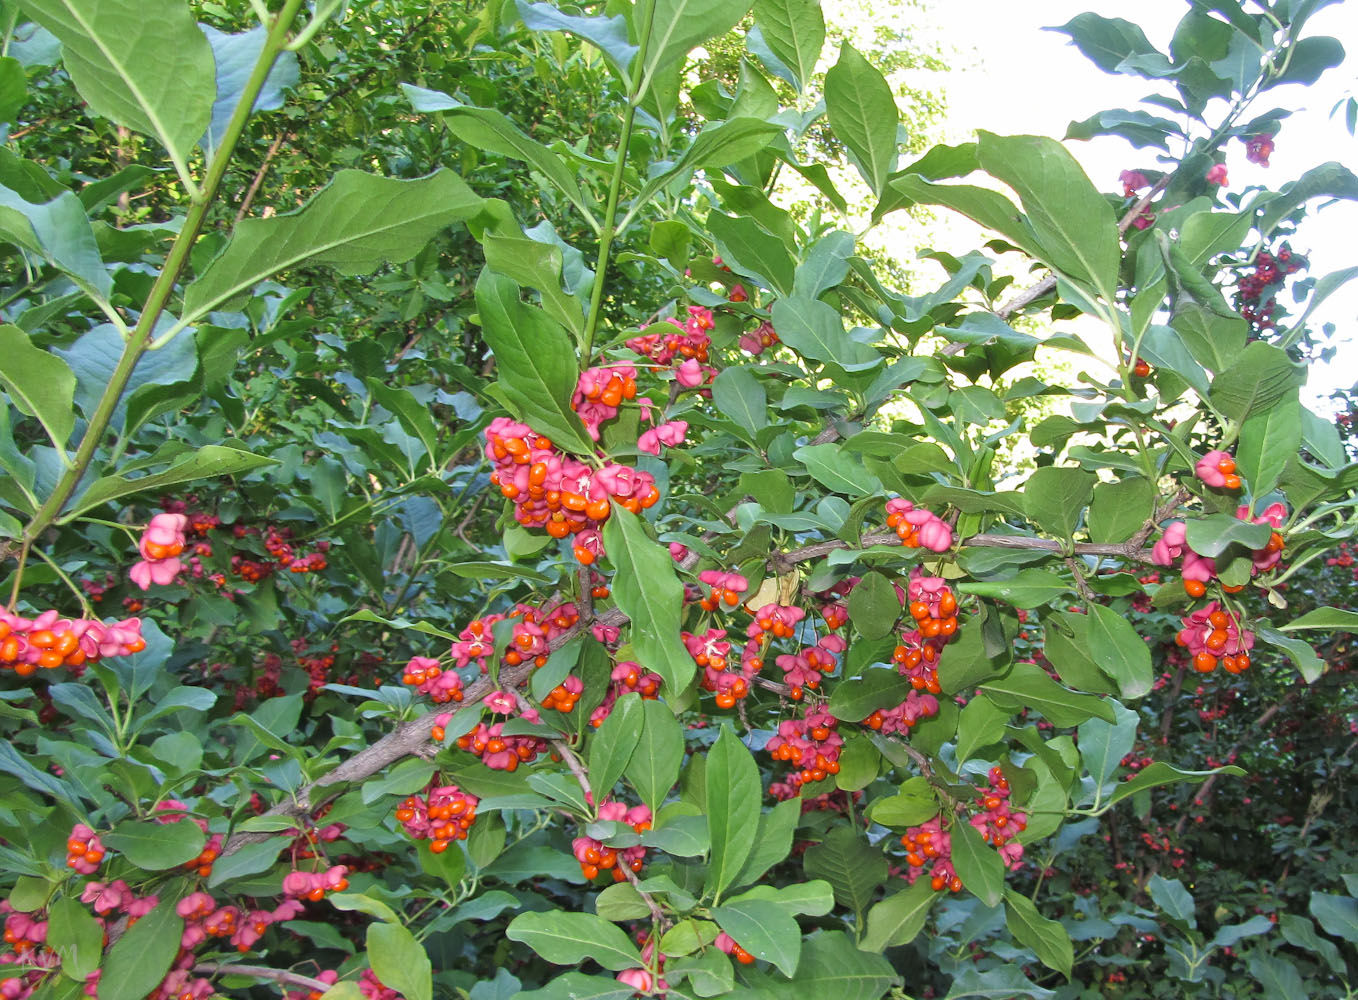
left=29, top=546, right=94, bottom=617
left=18, top=0, right=308, bottom=559
left=579, top=0, right=657, bottom=368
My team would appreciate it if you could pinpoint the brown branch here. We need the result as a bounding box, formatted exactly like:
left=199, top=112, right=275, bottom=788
left=777, top=528, right=1155, bottom=571
left=194, top=963, right=334, bottom=992
left=235, top=131, right=290, bottom=223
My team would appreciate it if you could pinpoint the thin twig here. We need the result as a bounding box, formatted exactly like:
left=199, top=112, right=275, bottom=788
left=235, top=131, right=290, bottom=222
left=194, top=963, right=335, bottom=992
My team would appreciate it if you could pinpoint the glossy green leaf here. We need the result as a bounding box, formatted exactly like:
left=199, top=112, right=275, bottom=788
left=711, top=366, right=767, bottom=438
left=636, top=0, right=754, bottom=92
left=981, top=663, right=1114, bottom=727
left=1147, top=874, right=1196, bottom=930
left=960, top=570, right=1070, bottom=609
left=207, top=837, right=286, bottom=889
left=878, top=174, right=1041, bottom=258
left=1236, top=389, right=1301, bottom=497
left=707, top=211, right=795, bottom=296
left=589, top=693, right=643, bottom=798
left=1209, top=341, right=1306, bottom=422
left=828, top=668, right=909, bottom=724
left=0, top=183, right=110, bottom=299
left=845, top=572, right=901, bottom=640
left=1310, top=891, right=1358, bottom=944
left=1047, top=13, right=1160, bottom=73
left=624, top=698, right=684, bottom=812
left=1104, top=761, right=1243, bottom=809
left=1084, top=604, right=1154, bottom=700
left=794, top=443, right=884, bottom=498
left=824, top=43, right=898, bottom=195
left=1088, top=477, right=1154, bottom=544
left=1077, top=699, right=1138, bottom=785
left=103, top=818, right=206, bottom=870
left=506, top=911, right=643, bottom=971
left=515, top=974, right=638, bottom=1000
left=25, top=0, right=214, bottom=180
left=860, top=876, right=936, bottom=951
left=1257, top=627, right=1325, bottom=683
left=1279, top=607, right=1358, bottom=632
left=977, top=132, right=1119, bottom=300
left=731, top=797, right=800, bottom=888
left=200, top=24, right=299, bottom=155
left=48, top=894, right=104, bottom=980
left=751, top=0, right=824, bottom=90
left=635, top=118, right=784, bottom=207
left=772, top=296, right=880, bottom=367
left=98, top=899, right=183, bottom=1000
left=185, top=170, right=482, bottom=320
left=1004, top=890, right=1072, bottom=978
left=803, top=826, right=887, bottom=919
left=368, top=922, right=433, bottom=1000
left=474, top=270, right=596, bottom=455
left=515, top=2, right=637, bottom=76
left=1021, top=466, right=1096, bottom=539
left=66, top=446, right=275, bottom=520
left=712, top=899, right=800, bottom=976
left=601, top=511, right=695, bottom=693
left=0, top=323, right=76, bottom=449
left=956, top=695, right=1011, bottom=762
left=951, top=820, right=1003, bottom=907
left=1183, top=515, right=1272, bottom=558
left=706, top=724, right=761, bottom=899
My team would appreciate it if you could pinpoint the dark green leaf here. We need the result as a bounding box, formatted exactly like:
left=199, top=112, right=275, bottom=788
left=772, top=296, right=880, bottom=368
left=98, top=899, right=183, bottom=1000
left=1147, top=874, right=1196, bottom=930
left=751, top=0, right=824, bottom=90
left=1236, top=390, right=1301, bottom=497
left=368, top=922, right=433, bottom=1000
left=1088, top=477, right=1154, bottom=544
left=960, top=570, right=1070, bottom=609
left=951, top=820, right=1003, bottom=907
left=1084, top=604, right=1154, bottom=699
left=712, top=899, right=801, bottom=977
left=506, top=911, right=643, bottom=970
left=824, top=43, right=898, bottom=196
left=624, top=698, right=684, bottom=812
left=828, top=668, right=909, bottom=724
left=711, top=366, right=767, bottom=438
left=103, top=819, right=205, bottom=870
left=1005, top=889, right=1073, bottom=978
left=602, top=511, right=694, bottom=693
left=861, top=878, right=936, bottom=951
left=707, top=724, right=762, bottom=899
left=1021, top=467, right=1096, bottom=539
left=707, top=212, right=795, bottom=296
left=48, top=895, right=104, bottom=980
left=803, top=826, right=886, bottom=918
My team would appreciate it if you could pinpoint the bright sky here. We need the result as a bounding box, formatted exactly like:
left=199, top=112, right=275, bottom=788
left=916, top=0, right=1358, bottom=409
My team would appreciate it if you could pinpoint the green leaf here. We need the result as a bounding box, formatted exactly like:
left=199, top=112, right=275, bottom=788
left=1247, top=954, right=1307, bottom=997
left=474, top=269, right=595, bottom=456
left=794, top=230, right=855, bottom=299
left=1280, top=607, right=1358, bottom=633
left=706, top=724, right=761, bottom=899
left=1021, top=466, right=1096, bottom=539
left=1170, top=302, right=1247, bottom=374
left=977, top=132, right=1119, bottom=301
left=1084, top=604, right=1154, bottom=700
left=636, top=0, right=754, bottom=92
left=1236, top=390, right=1301, bottom=497
left=1104, top=761, right=1243, bottom=809
left=731, top=797, right=800, bottom=888
left=824, top=43, right=898, bottom=196
left=712, top=899, right=801, bottom=977
left=803, top=826, right=887, bottom=919
left=751, top=0, right=824, bottom=91
left=1047, top=13, right=1160, bottom=73
left=773, top=296, right=880, bottom=368
left=595, top=883, right=653, bottom=922
left=103, top=818, right=205, bottom=870
left=0, top=183, right=110, bottom=299
left=845, top=572, right=901, bottom=640
left=368, top=922, right=433, bottom=1000
left=98, top=899, right=183, bottom=1000
left=200, top=24, right=299, bottom=155
left=48, top=894, right=104, bottom=980
left=328, top=892, right=401, bottom=924
left=1257, top=627, right=1326, bottom=683
left=601, top=510, right=694, bottom=693
left=24, top=0, right=214, bottom=181
left=1209, top=341, right=1306, bottom=423
left=867, top=780, right=939, bottom=828
left=944, top=966, right=1054, bottom=999
left=66, top=445, right=275, bottom=520
left=667, top=948, right=734, bottom=997
left=185, top=170, right=482, bottom=320
left=641, top=815, right=709, bottom=856
left=1078, top=700, right=1138, bottom=785
left=707, top=211, right=795, bottom=296
left=635, top=118, right=784, bottom=207
left=516, top=975, right=638, bottom=1000
left=861, top=877, right=936, bottom=951
left=1088, top=477, right=1155, bottom=544
left=960, top=570, right=1070, bottom=609
left=956, top=695, right=1012, bottom=763
left=0, top=57, right=27, bottom=124
left=1004, top=889, right=1073, bottom=978
left=711, top=366, right=767, bottom=438
left=794, top=443, right=884, bottom=498
left=828, top=668, right=909, bottom=724
left=590, top=692, right=643, bottom=799
left=878, top=175, right=1042, bottom=259
left=405, top=84, right=597, bottom=227
left=506, top=911, right=643, bottom=971
left=1280, top=914, right=1346, bottom=973
left=1183, top=515, right=1272, bottom=558
left=951, top=820, right=1003, bottom=907
left=980, top=663, right=1114, bottom=727
left=366, top=380, right=442, bottom=467
left=1147, top=874, right=1196, bottom=930
left=0, top=323, right=76, bottom=449
left=1309, top=892, right=1358, bottom=944
left=207, top=837, right=286, bottom=888
left=625, top=698, right=684, bottom=812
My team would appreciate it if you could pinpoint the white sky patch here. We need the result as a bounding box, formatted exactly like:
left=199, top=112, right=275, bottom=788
left=906, top=0, right=1357, bottom=410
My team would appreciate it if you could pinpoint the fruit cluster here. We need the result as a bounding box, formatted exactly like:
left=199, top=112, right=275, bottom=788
left=571, top=801, right=651, bottom=881
left=969, top=767, right=1027, bottom=869
left=766, top=707, right=843, bottom=785
left=0, top=611, right=145, bottom=677
left=394, top=784, right=479, bottom=852
left=1175, top=602, right=1254, bottom=674
left=65, top=824, right=105, bottom=874
left=884, top=498, right=953, bottom=552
